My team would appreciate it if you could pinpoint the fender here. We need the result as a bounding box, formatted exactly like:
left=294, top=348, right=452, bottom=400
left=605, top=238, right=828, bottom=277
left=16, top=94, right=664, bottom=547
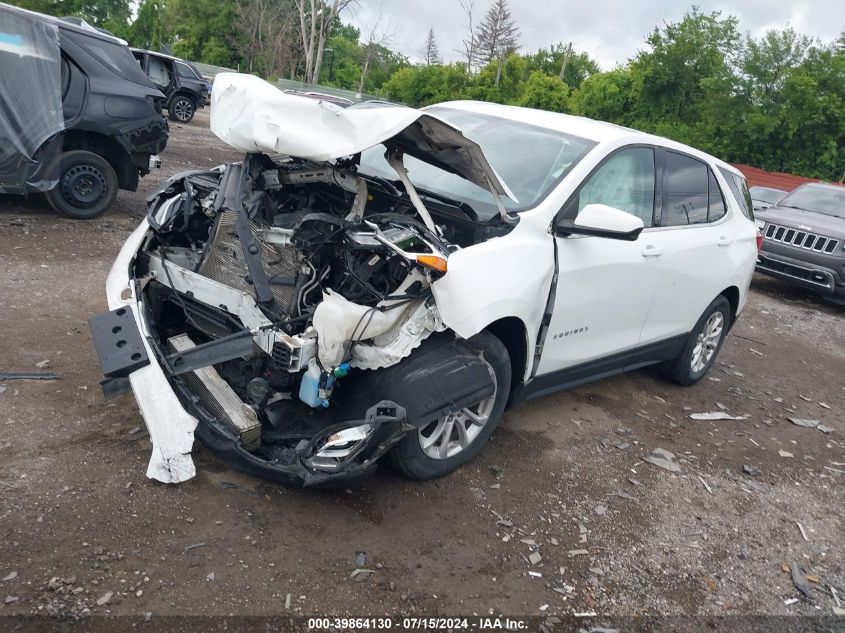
left=431, top=212, right=555, bottom=381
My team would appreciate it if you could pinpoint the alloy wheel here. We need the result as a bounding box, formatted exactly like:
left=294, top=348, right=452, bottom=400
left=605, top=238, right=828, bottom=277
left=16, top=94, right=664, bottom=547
left=173, top=98, right=193, bottom=122
left=690, top=311, right=724, bottom=374
left=418, top=367, right=497, bottom=460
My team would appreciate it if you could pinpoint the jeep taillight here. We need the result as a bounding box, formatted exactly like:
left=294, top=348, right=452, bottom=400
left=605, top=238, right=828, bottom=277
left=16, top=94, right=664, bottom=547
left=756, top=230, right=763, bottom=250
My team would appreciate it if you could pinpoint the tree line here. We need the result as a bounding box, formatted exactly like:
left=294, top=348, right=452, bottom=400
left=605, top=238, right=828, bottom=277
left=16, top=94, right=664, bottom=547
left=11, top=0, right=845, bottom=181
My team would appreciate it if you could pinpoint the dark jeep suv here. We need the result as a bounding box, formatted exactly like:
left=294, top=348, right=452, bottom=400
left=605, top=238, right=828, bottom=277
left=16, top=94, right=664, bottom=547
left=755, top=182, right=845, bottom=303
left=131, top=49, right=207, bottom=123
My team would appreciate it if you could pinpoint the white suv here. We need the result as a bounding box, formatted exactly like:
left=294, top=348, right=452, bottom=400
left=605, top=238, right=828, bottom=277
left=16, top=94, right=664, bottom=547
left=90, top=74, right=760, bottom=486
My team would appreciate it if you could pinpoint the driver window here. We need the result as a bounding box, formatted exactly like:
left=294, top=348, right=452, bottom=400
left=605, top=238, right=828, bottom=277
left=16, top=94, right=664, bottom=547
left=576, top=147, right=655, bottom=227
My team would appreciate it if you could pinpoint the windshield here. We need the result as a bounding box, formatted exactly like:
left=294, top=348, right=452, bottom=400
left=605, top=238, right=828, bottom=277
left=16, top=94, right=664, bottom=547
left=778, top=185, right=845, bottom=219
left=751, top=187, right=785, bottom=204
left=358, top=107, right=595, bottom=221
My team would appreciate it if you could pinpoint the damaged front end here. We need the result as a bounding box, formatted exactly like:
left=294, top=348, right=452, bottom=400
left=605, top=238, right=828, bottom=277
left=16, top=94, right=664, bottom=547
left=90, top=74, right=513, bottom=485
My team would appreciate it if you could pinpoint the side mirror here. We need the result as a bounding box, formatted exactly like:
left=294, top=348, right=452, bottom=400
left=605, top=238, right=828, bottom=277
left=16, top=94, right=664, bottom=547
left=555, top=203, right=644, bottom=241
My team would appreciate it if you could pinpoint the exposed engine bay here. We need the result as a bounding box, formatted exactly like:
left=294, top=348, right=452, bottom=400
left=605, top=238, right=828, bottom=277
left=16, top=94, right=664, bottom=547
left=127, top=147, right=509, bottom=483
left=86, top=72, right=534, bottom=485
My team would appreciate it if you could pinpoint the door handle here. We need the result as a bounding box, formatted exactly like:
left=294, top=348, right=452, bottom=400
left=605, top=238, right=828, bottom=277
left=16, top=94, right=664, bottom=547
left=717, top=236, right=732, bottom=247
left=642, top=244, right=663, bottom=257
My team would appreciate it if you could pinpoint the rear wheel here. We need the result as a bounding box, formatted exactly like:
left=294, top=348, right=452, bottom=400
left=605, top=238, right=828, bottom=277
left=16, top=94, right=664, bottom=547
left=45, top=150, right=118, bottom=220
left=662, top=295, right=730, bottom=385
left=391, top=332, right=511, bottom=480
left=169, top=95, right=195, bottom=123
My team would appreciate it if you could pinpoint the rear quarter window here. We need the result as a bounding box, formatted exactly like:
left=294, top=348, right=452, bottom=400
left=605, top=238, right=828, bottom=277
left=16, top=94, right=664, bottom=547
left=719, top=167, right=755, bottom=221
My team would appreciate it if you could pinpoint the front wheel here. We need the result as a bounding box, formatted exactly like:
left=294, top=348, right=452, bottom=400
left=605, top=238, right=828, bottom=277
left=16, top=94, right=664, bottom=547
left=45, top=150, right=118, bottom=220
left=169, top=96, right=195, bottom=123
left=391, top=332, right=511, bottom=480
left=662, top=295, right=731, bottom=385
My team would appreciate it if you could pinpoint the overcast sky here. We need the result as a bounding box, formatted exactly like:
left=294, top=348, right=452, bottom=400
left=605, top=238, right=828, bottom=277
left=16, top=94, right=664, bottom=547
left=346, top=0, right=844, bottom=69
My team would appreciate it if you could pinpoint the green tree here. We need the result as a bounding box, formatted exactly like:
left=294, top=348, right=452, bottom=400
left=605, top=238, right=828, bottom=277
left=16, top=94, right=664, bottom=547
left=573, top=68, right=638, bottom=123
left=631, top=8, right=740, bottom=124
left=10, top=0, right=130, bottom=28
left=518, top=71, right=571, bottom=112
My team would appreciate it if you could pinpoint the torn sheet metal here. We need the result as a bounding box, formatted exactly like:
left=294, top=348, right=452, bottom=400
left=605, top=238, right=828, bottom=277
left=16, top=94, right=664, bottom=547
left=0, top=4, right=64, bottom=193
left=209, top=72, right=514, bottom=200
left=106, top=221, right=198, bottom=483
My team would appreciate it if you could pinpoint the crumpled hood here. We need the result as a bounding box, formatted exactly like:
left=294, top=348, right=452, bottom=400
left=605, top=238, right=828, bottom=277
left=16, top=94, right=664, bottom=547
left=210, top=72, right=514, bottom=200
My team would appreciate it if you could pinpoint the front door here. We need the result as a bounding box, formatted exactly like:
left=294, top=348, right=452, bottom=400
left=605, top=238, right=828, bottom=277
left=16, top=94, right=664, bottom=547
left=537, top=146, right=663, bottom=375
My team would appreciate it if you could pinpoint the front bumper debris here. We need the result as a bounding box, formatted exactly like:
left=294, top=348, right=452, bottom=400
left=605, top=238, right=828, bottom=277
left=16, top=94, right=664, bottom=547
left=89, top=220, right=413, bottom=485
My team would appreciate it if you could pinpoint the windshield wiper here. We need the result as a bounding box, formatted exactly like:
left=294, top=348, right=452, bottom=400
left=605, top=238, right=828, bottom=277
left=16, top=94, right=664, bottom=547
left=779, top=204, right=808, bottom=212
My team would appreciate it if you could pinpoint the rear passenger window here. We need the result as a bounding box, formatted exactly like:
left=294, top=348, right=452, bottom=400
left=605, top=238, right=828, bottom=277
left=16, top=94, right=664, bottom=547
left=661, top=152, right=726, bottom=226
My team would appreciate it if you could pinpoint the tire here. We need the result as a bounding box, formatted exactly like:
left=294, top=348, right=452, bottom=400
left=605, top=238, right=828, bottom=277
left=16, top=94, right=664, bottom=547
left=662, top=295, right=731, bottom=386
left=45, top=150, right=118, bottom=220
left=391, top=331, right=511, bottom=480
left=169, top=95, right=195, bottom=123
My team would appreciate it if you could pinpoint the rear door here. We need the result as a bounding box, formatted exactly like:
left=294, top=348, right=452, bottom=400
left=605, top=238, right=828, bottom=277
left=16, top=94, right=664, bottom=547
left=638, top=149, right=736, bottom=343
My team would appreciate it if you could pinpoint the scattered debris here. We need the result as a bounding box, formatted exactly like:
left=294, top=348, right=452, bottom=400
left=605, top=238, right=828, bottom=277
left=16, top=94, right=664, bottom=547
left=4, top=595, right=18, bottom=605
left=350, top=568, right=374, bottom=582
left=96, top=591, right=114, bottom=606
left=748, top=348, right=764, bottom=356
left=789, top=418, right=820, bottom=428
left=528, top=551, right=542, bottom=565
left=35, top=360, right=50, bottom=369
left=833, top=607, right=845, bottom=616
left=817, top=424, right=834, bottom=434
left=0, top=371, right=59, bottom=381
left=613, top=491, right=637, bottom=501
left=528, top=571, right=542, bottom=578
left=219, top=481, right=259, bottom=496
left=568, top=549, right=590, bottom=557
left=789, top=561, right=813, bottom=599
left=784, top=598, right=799, bottom=606
left=819, top=402, right=830, bottom=409
left=594, top=504, right=607, bottom=516
left=285, top=593, right=291, bottom=610
left=184, top=543, right=206, bottom=551
left=206, top=572, right=214, bottom=581
left=628, top=477, right=641, bottom=487
left=489, top=465, right=504, bottom=478
left=1, top=572, right=17, bottom=582
left=355, top=552, right=366, bottom=568
left=689, top=412, right=749, bottom=421
left=796, top=522, right=808, bottom=542
left=697, top=475, right=712, bottom=493
left=643, top=448, right=682, bottom=474
left=779, top=450, right=794, bottom=458
left=742, top=465, right=761, bottom=477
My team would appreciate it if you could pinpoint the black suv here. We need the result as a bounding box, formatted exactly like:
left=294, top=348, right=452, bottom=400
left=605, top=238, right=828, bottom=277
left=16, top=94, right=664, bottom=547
left=755, top=183, right=845, bottom=303
left=131, top=49, right=208, bottom=123
left=0, top=5, right=168, bottom=219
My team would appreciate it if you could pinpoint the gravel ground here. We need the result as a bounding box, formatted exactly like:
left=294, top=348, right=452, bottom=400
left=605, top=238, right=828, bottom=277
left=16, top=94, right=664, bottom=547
left=0, top=110, right=843, bottom=626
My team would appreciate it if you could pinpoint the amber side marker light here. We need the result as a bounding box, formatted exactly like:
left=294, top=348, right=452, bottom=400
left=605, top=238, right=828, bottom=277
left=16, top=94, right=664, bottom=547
left=416, top=254, right=448, bottom=273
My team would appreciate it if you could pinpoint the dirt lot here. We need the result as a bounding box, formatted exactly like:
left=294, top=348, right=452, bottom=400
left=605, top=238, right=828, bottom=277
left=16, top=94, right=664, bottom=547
left=1, top=110, right=843, bottom=625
